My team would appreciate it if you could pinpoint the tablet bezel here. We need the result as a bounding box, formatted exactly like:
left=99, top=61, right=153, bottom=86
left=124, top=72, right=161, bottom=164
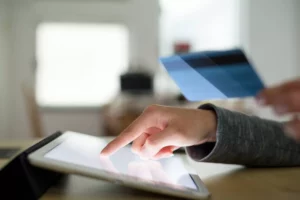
left=28, top=131, right=210, bottom=199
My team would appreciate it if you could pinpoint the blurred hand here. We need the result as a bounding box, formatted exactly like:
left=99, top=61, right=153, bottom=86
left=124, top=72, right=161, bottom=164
left=101, top=105, right=217, bottom=159
left=256, top=79, right=300, bottom=140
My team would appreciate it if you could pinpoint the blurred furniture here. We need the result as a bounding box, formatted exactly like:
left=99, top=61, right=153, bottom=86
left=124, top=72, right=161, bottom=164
left=22, top=83, right=44, bottom=138
left=102, top=68, right=258, bottom=136
left=1, top=139, right=300, bottom=200
left=103, top=95, right=256, bottom=136
left=120, top=72, right=153, bottom=94
left=103, top=71, right=155, bottom=136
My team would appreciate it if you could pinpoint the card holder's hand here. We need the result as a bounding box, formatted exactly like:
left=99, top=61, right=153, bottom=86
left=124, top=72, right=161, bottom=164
left=101, top=105, right=217, bottom=160
left=257, top=79, right=300, bottom=140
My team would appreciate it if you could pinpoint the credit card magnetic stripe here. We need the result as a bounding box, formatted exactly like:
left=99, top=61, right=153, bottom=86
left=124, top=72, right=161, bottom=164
left=160, top=49, right=264, bottom=101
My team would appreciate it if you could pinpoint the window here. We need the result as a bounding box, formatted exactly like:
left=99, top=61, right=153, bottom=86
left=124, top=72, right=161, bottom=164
left=155, top=0, right=239, bottom=95
left=36, top=23, right=129, bottom=107
left=159, top=0, right=239, bottom=56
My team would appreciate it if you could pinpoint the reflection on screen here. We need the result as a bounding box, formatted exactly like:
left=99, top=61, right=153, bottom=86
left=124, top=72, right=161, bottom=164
left=45, top=133, right=197, bottom=190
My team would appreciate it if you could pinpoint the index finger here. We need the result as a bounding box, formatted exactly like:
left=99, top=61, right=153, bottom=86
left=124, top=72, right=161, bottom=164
left=100, top=110, right=159, bottom=156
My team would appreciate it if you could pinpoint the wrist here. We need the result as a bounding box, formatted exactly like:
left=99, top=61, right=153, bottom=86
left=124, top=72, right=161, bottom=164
left=202, top=109, right=217, bottom=142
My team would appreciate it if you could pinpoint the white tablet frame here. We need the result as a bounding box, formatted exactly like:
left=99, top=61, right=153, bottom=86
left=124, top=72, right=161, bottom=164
left=28, top=132, right=210, bottom=199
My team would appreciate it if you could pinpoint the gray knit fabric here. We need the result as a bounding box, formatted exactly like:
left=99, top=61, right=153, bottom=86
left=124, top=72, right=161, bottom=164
left=186, top=104, right=300, bottom=167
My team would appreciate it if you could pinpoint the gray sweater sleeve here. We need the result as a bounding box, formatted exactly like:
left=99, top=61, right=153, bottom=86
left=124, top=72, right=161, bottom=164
left=186, top=104, right=300, bottom=167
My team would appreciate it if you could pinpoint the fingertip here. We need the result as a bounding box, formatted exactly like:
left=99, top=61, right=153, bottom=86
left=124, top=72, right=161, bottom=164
left=163, top=153, right=175, bottom=160
left=99, top=153, right=109, bottom=159
left=100, top=149, right=110, bottom=157
left=140, top=145, right=152, bottom=158
left=100, top=144, right=115, bottom=157
left=101, top=136, right=127, bottom=155
left=131, top=147, right=139, bottom=155
left=153, top=153, right=174, bottom=160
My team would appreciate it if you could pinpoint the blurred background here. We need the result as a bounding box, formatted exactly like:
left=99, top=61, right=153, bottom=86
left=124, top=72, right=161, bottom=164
left=0, top=0, right=299, bottom=139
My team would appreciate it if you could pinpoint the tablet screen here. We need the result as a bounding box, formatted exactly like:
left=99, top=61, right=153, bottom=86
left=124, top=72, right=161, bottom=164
left=44, top=134, right=197, bottom=190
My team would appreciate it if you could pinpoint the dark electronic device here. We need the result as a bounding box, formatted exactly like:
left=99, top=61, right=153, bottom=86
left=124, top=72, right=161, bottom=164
left=120, top=72, right=153, bottom=94
left=0, top=132, right=64, bottom=200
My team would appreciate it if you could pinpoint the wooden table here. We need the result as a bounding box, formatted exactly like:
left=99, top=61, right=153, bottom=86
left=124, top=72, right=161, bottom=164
left=1, top=140, right=300, bottom=200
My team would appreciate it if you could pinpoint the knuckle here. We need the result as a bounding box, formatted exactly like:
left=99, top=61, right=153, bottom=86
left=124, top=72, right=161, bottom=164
left=146, top=138, right=158, bottom=148
left=144, top=104, right=160, bottom=114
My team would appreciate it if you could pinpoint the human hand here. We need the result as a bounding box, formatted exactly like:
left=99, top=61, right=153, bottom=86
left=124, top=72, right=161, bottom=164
left=256, top=79, right=300, bottom=140
left=101, top=105, right=217, bottom=159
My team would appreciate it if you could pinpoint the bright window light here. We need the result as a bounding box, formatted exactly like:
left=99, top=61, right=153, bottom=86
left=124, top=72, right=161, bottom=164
left=160, top=0, right=239, bottom=55
left=36, top=23, right=129, bottom=107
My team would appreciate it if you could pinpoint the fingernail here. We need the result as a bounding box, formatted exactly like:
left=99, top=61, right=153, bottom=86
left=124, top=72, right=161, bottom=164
left=256, top=96, right=266, bottom=106
left=274, top=105, right=288, bottom=115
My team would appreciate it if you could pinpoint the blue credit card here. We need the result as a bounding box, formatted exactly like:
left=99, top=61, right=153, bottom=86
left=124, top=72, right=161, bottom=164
left=160, top=49, right=265, bottom=101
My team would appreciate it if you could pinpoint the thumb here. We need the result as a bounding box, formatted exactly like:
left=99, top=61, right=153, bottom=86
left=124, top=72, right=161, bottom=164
left=140, top=127, right=180, bottom=158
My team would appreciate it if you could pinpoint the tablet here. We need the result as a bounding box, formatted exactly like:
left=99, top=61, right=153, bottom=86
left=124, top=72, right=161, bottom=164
left=28, top=131, right=210, bottom=199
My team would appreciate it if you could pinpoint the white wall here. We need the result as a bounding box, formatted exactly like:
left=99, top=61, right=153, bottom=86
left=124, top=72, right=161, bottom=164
left=3, top=0, right=160, bottom=139
left=160, top=0, right=240, bottom=56
left=41, top=109, right=104, bottom=136
left=33, top=0, right=159, bottom=72
left=0, top=0, right=10, bottom=138
left=294, top=0, right=300, bottom=75
left=156, top=0, right=240, bottom=96
left=240, top=0, right=300, bottom=86
left=240, top=0, right=300, bottom=121
left=3, top=0, right=300, bottom=138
